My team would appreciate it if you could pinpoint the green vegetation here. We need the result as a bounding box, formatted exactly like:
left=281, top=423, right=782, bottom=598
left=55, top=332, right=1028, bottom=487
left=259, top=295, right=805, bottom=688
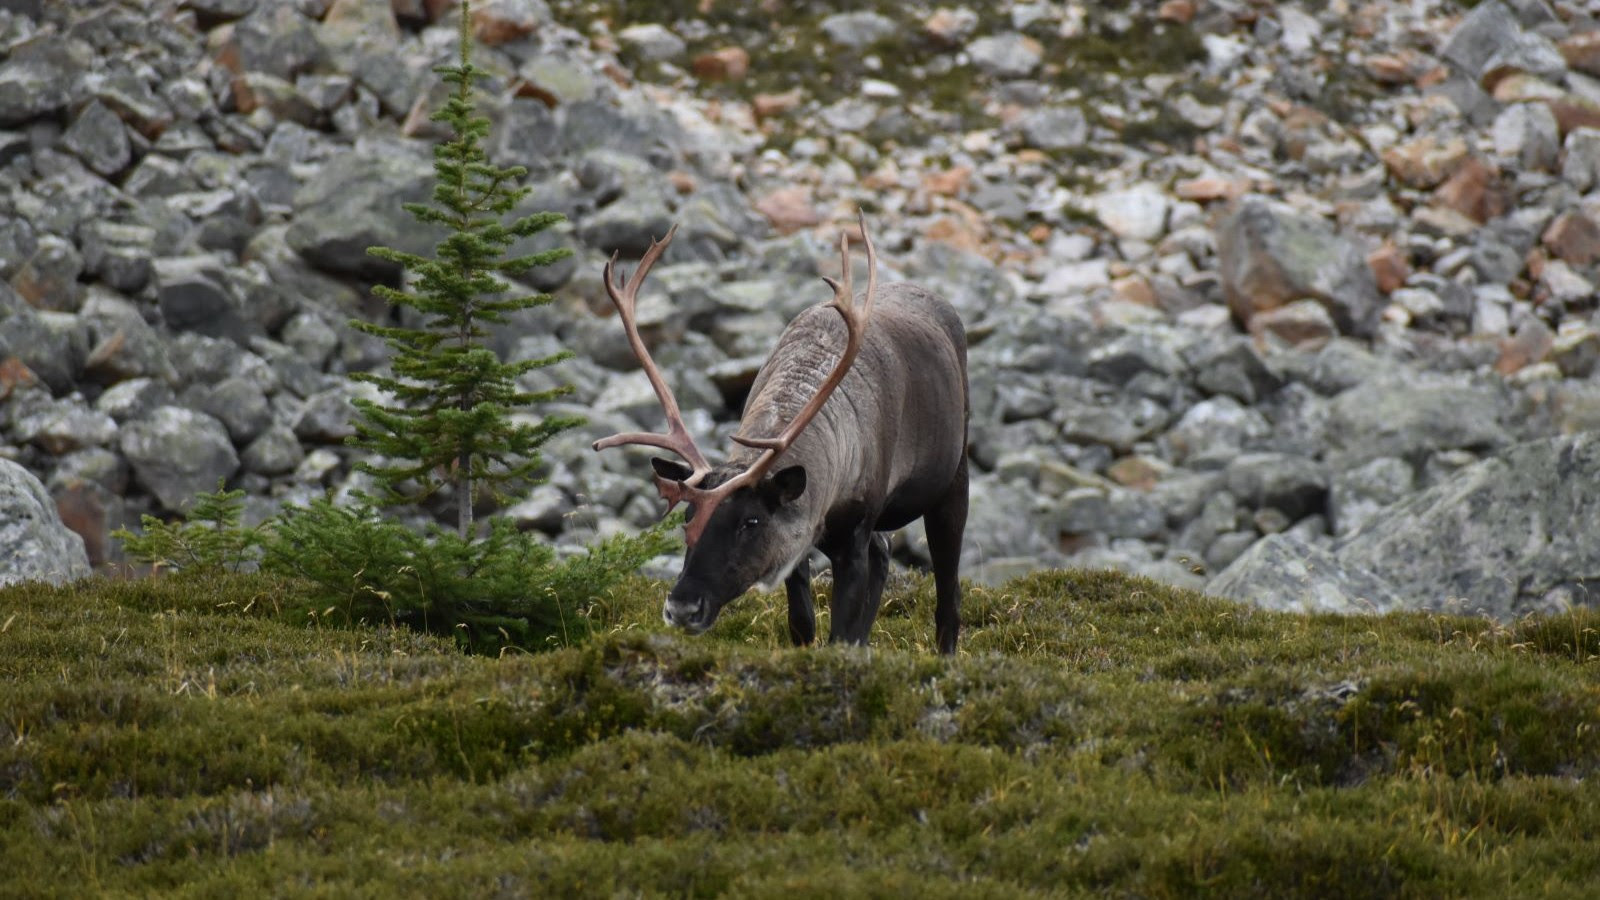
left=258, top=498, right=676, bottom=654
left=114, top=483, right=263, bottom=575
left=113, top=480, right=677, bottom=655
left=113, top=5, right=676, bottom=656
left=354, top=5, right=579, bottom=536
left=5, top=568, right=1600, bottom=896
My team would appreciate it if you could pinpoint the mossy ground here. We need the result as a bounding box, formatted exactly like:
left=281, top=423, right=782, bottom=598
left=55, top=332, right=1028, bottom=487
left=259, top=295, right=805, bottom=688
left=549, top=1, right=1207, bottom=153
left=5, top=569, right=1600, bottom=896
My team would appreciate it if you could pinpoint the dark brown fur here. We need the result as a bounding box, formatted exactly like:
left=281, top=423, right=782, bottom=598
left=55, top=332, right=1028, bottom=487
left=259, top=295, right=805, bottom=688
left=656, top=282, right=970, bottom=653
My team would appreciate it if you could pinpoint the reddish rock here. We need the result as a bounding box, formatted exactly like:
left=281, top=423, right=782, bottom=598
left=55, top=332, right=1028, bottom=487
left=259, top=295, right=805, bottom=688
left=1217, top=196, right=1383, bottom=337
left=752, top=88, right=803, bottom=121
left=1365, top=52, right=1419, bottom=84
left=1175, top=176, right=1248, bottom=203
left=209, top=24, right=242, bottom=76
left=1111, top=275, right=1157, bottom=308
left=860, top=165, right=901, bottom=192
left=692, top=46, right=750, bottom=82
left=1432, top=156, right=1509, bottom=223
left=1491, top=74, right=1566, bottom=103
left=1560, top=30, right=1600, bottom=78
left=1210, top=135, right=1245, bottom=155
left=1367, top=243, right=1411, bottom=295
left=230, top=73, right=319, bottom=126
left=1526, top=247, right=1547, bottom=282
left=1547, top=96, right=1600, bottom=135
left=1352, top=3, right=1384, bottom=38
left=470, top=0, right=541, bottom=45
left=1278, top=107, right=1334, bottom=163
left=920, top=165, right=972, bottom=197
left=10, top=239, right=82, bottom=313
left=1415, top=65, right=1451, bottom=89
left=1157, top=0, right=1195, bottom=24
left=228, top=74, right=261, bottom=114
left=0, top=357, right=39, bottom=400
left=924, top=8, right=978, bottom=44
left=667, top=170, right=697, bottom=195
left=1248, top=299, right=1339, bottom=349
left=54, top=483, right=110, bottom=568
left=1496, top=317, right=1555, bottom=375
left=512, top=79, right=558, bottom=108
left=1382, top=135, right=1469, bottom=188
left=601, top=60, right=632, bottom=88
left=1542, top=211, right=1600, bottom=267
left=1482, top=64, right=1543, bottom=95
left=1106, top=456, right=1166, bottom=491
left=754, top=186, right=819, bottom=234
left=922, top=210, right=988, bottom=253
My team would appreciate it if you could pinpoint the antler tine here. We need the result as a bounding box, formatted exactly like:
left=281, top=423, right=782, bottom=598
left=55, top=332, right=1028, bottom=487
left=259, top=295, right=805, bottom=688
left=591, top=224, right=714, bottom=479
left=819, top=228, right=852, bottom=311
left=632, top=214, right=879, bottom=549
left=602, top=223, right=678, bottom=311
left=857, top=207, right=877, bottom=320
left=731, top=214, right=876, bottom=459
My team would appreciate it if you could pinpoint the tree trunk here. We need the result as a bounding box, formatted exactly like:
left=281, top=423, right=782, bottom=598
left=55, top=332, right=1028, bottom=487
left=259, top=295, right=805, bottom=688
left=458, top=449, right=472, bottom=538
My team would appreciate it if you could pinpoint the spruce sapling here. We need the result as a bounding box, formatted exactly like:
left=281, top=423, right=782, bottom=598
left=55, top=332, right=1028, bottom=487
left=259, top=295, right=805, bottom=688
left=352, top=3, right=579, bottom=537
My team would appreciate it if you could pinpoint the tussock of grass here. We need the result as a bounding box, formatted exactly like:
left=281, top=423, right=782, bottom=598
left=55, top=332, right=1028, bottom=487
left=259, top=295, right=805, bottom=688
left=4, top=569, right=1600, bottom=896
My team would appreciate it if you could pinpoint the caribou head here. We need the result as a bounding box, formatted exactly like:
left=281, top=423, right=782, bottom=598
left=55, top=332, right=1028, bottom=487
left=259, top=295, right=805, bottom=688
left=592, top=215, right=877, bottom=633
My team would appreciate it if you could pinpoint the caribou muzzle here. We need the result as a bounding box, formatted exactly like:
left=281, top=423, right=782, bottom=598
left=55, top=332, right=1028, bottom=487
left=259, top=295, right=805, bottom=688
left=662, top=593, right=713, bottom=633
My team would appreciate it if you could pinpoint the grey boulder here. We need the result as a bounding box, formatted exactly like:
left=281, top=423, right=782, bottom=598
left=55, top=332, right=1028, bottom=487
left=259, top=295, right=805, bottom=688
left=1216, top=195, right=1383, bottom=338
left=0, top=458, right=90, bottom=587
left=1336, top=432, right=1600, bottom=620
left=286, top=143, right=434, bottom=281
left=119, top=406, right=240, bottom=513
left=1208, top=532, right=1404, bottom=614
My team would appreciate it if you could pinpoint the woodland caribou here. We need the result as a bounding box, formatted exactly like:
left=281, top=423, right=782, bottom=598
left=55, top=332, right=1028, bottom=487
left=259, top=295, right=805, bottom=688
left=593, top=214, right=970, bottom=654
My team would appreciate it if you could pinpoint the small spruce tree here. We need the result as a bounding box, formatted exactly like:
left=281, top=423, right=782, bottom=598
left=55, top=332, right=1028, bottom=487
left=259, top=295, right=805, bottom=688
left=119, top=2, right=680, bottom=654
left=112, top=481, right=262, bottom=575
left=351, top=2, right=580, bottom=537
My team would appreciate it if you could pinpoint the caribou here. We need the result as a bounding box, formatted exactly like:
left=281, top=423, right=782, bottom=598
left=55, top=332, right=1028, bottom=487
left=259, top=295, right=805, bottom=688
left=593, top=214, right=970, bottom=653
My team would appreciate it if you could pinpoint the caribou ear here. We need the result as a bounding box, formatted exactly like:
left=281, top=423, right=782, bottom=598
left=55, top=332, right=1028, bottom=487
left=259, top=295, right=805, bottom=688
left=770, top=465, right=807, bottom=505
left=651, top=457, right=695, bottom=483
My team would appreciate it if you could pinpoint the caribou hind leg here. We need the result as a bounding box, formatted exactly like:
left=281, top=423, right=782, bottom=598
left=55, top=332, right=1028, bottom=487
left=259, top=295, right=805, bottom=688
left=784, top=555, right=816, bottom=647
left=924, top=459, right=969, bottom=655
left=866, top=532, right=891, bottom=613
left=849, top=533, right=892, bottom=643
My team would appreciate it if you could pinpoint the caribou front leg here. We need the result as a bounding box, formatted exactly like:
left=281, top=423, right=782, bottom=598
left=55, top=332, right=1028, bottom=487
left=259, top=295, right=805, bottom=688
left=785, top=555, right=816, bottom=647
left=826, top=526, right=879, bottom=646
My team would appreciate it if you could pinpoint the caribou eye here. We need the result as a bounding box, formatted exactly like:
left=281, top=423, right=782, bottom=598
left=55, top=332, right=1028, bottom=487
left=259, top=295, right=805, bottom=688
left=741, top=516, right=760, bottom=531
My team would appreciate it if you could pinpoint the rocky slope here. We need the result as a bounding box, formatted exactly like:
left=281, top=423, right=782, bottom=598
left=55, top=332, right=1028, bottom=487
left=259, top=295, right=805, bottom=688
left=2, top=0, right=1599, bottom=616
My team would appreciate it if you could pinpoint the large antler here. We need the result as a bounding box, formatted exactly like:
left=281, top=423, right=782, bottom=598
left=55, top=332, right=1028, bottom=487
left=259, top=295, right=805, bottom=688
left=663, top=211, right=877, bottom=547
left=592, top=212, right=878, bottom=548
left=591, top=224, right=715, bottom=487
